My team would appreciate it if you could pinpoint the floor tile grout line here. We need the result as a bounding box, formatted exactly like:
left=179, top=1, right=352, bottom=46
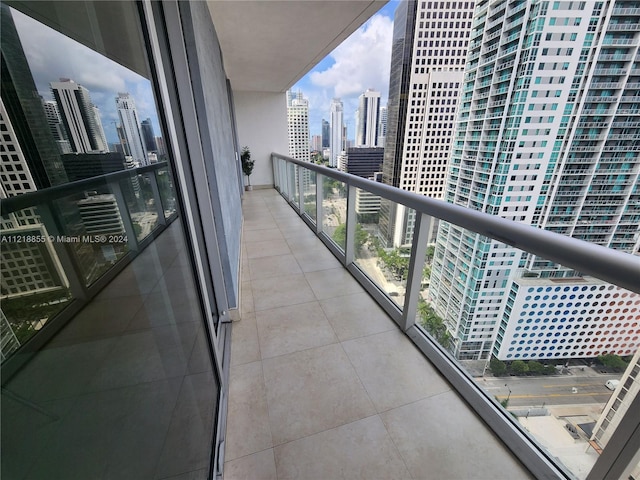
left=377, top=411, right=417, bottom=480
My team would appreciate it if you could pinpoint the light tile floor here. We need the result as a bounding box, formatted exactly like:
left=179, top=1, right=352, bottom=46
left=224, top=189, right=533, bottom=480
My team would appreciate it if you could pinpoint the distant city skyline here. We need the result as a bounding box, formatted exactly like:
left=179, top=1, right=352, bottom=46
left=291, top=2, right=398, bottom=139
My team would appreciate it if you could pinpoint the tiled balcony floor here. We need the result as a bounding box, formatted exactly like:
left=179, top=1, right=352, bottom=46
left=224, top=189, right=533, bottom=480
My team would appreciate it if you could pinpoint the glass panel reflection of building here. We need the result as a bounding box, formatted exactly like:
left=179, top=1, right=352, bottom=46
left=1, top=3, right=219, bottom=478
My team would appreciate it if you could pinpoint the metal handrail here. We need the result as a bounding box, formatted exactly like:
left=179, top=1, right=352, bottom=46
left=272, top=153, right=640, bottom=294
left=0, top=162, right=168, bottom=214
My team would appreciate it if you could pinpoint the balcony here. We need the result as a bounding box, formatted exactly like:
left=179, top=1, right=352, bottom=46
left=4, top=0, right=640, bottom=478
left=224, top=189, right=530, bottom=479
left=223, top=154, right=640, bottom=480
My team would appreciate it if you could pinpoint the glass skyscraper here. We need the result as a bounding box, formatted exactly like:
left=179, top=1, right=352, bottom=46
left=430, top=0, right=640, bottom=361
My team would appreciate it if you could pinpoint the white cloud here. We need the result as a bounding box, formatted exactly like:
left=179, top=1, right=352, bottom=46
left=310, top=14, right=393, bottom=102
left=298, top=12, right=394, bottom=137
left=11, top=8, right=159, bottom=144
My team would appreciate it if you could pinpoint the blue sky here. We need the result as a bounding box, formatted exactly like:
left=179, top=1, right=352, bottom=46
left=292, top=1, right=399, bottom=139
left=12, top=8, right=160, bottom=146
left=13, top=2, right=398, bottom=145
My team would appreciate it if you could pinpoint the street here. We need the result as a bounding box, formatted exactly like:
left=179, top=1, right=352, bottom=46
left=479, top=369, right=621, bottom=407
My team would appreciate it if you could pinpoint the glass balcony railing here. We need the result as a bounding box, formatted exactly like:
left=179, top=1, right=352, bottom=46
left=0, top=163, right=177, bottom=370
left=272, top=153, right=640, bottom=480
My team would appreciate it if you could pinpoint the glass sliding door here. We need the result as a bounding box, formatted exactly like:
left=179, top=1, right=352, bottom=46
left=1, top=2, right=222, bottom=478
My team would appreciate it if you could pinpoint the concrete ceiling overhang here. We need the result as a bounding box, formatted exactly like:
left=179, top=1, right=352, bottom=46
left=206, top=0, right=388, bottom=93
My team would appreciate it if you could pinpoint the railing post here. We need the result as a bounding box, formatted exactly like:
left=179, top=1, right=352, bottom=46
left=297, top=163, right=304, bottom=213
left=344, top=182, right=356, bottom=265
left=401, top=212, right=430, bottom=332
left=316, top=173, right=324, bottom=235
left=282, top=160, right=289, bottom=198
left=280, top=158, right=287, bottom=195
left=108, top=178, right=140, bottom=253
left=38, top=202, right=88, bottom=301
left=147, top=170, right=167, bottom=226
left=271, top=155, right=279, bottom=191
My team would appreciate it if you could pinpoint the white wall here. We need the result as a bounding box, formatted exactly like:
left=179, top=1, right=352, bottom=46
left=233, top=90, right=287, bottom=187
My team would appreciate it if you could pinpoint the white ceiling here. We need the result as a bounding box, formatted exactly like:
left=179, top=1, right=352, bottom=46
left=206, top=0, right=388, bottom=93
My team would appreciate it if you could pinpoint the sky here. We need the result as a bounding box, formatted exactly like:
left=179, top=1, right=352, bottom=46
left=291, top=1, right=399, bottom=139
left=11, top=2, right=398, bottom=146
left=12, top=8, right=160, bottom=146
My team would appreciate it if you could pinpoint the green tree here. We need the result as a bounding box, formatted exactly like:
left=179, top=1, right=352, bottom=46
left=357, top=212, right=379, bottom=224
left=422, top=264, right=431, bottom=281
left=323, top=178, right=345, bottom=198
left=378, top=248, right=409, bottom=281
left=528, top=361, right=545, bottom=375
left=426, top=245, right=435, bottom=264
left=597, top=354, right=628, bottom=372
left=418, top=300, right=453, bottom=349
left=312, top=152, right=326, bottom=164
left=510, top=360, right=529, bottom=375
left=3, top=288, right=72, bottom=344
left=490, top=358, right=507, bottom=376
left=332, top=223, right=368, bottom=253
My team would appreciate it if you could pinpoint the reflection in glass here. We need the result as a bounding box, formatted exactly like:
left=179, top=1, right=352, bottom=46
left=1, top=4, right=218, bottom=479
left=156, top=167, right=178, bottom=219
left=0, top=204, right=73, bottom=351
left=120, top=172, right=159, bottom=242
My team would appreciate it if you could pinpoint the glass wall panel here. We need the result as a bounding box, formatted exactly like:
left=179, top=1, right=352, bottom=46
left=288, top=163, right=299, bottom=205
left=321, top=176, right=346, bottom=251
left=120, top=172, right=159, bottom=242
left=421, top=219, right=640, bottom=479
left=50, top=189, right=131, bottom=287
left=1, top=3, right=219, bottom=478
left=154, top=167, right=177, bottom=220
left=353, top=190, right=411, bottom=309
left=302, top=168, right=317, bottom=223
left=0, top=204, right=74, bottom=350
left=273, top=155, right=640, bottom=480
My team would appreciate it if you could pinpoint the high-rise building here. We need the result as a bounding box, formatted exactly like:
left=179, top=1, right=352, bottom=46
left=378, top=105, right=388, bottom=147
left=50, top=79, right=108, bottom=154
left=311, top=134, right=322, bottom=152
left=381, top=0, right=473, bottom=197
left=42, top=99, right=71, bottom=154
left=141, top=118, right=157, bottom=153
left=329, top=98, right=344, bottom=168
left=430, top=0, right=640, bottom=361
left=77, top=194, right=126, bottom=237
left=0, top=4, right=67, bottom=188
left=116, top=92, right=148, bottom=166
left=0, top=98, right=68, bottom=301
left=345, top=147, right=384, bottom=179
left=286, top=90, right=310, bottom=161
left=321, top=119, right=330, bottom=148
left=155, top=136, right=166, bottom=157
left=356, top=89, right=381, bottom=147
left=60, top=152, right=130, bottom=183
left=590, top=348, right=640, bottom=480
left=378, top=0, right=475, bottom=247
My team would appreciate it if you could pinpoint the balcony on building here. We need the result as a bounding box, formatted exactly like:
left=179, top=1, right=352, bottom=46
left=2, top=2, right=640, bottom=480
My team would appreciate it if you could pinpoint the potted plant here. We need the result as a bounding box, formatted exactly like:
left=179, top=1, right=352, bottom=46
left=241, top=146, right=254, bottom=191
